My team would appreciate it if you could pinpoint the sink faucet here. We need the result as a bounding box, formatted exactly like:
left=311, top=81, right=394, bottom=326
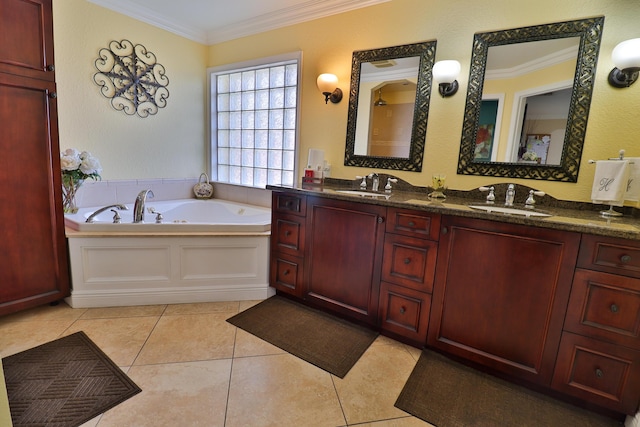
left=369, top=173, right=379, bottom=192
left=85, top=204, right=128, bottom=223
left=505, top=184, right=515, bottom=206
left=133, top=190, right=154, bottom=223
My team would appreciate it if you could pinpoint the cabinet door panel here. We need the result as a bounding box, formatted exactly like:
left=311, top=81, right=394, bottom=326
left=305, top=197, right=385, bottom=324
left=429, top=216, right=580, bottom=385
left=381, top=234, right=437, bottom=292
left=552, top=332, right=640, bottom=414
left=379, top=281, right=431, bottom=343
left=0, top=0, right=54, bottom=81
left=566, top=269, right=640, bottom=350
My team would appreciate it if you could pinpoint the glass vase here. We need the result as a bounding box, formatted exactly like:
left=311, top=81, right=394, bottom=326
left=62, top=177, right=83, bottom=214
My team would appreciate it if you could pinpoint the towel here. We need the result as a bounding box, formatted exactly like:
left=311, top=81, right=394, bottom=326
left=624, top=157, right=640, bottom=202
left=591, top=160, right=631, bottom=206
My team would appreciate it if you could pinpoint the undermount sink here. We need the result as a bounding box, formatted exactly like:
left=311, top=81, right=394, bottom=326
left=468, top=205, right=552, bottom=218
left=335, top=190, right=388, bottom=197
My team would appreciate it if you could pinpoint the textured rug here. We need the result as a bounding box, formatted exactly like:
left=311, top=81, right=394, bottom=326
left=395, top=350, right=623, bottom=427
left=2, top=331, right=141, bottom=427
left=227, top=295, right=378, bottom=378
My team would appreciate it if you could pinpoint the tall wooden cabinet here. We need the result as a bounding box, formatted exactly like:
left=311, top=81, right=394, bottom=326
left=0, top=0, right=70, bottom=316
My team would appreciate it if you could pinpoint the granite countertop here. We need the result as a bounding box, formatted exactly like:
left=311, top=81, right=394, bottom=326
left=268, top=177, right=640, bottom=240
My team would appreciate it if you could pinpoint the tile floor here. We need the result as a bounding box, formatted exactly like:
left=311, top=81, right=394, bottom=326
left=0, top=299, right=432, bottom=427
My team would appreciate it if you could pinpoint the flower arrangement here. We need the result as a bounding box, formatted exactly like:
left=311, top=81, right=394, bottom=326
left=60, top=148, right=102, bottom=213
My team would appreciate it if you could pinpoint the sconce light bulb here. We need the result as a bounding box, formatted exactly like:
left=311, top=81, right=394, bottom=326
left=609, top=38, right=640, bottom=88
left=316, top=73, right=342, bottom=104
left=433, top=60, right=461, bottom=97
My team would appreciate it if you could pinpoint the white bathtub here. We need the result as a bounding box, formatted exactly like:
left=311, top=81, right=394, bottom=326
left=64, top=198, right=271, bottom=232
left=64, top=198, right=274, bottom=308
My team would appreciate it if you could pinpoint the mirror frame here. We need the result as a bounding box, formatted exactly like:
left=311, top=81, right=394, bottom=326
left=344, top=41, right=436, bottom=172
left=457, top=16, right=604, bottom=182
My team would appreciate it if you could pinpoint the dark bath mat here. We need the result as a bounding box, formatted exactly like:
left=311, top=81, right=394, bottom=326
left=2, top=331, right=141, bottom=427
left=395, top=350, right=623, bottom=427
left=227, top=295, right=378, bottom=378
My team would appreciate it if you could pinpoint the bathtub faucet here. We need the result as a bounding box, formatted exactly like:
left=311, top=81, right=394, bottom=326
left=85, top=204, right=128, bottom=223
left=133, top=190, right=154, bottom=223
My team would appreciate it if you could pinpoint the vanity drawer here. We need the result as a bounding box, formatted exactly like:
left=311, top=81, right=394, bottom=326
left=273, top=192, right=306, bottom=216
left=381, top=234, right=437, bottom=292
left=269, top=252, right=304, bottom=297
left=578, top=234, right=640, bottom=279
left=566, top=269, right=640, bottom=350
left=386, top=208, right=440, bottom=240
left=552, top=332, right=640, bottom=415
left=271, top=213, right=305, bottom=257
left=379, top=281, right=431, bottom=344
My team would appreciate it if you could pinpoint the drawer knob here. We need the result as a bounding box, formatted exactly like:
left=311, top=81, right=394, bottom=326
left=408, top=221, right=415, bottom=227
left=400, top=306, right=406, bottom=314
left=620, top=255, right=631, bottom=263
left=610, top=304, right=619, bottom=313
left=284, top=230, right=291, bottom=236
left=284, top=201, right=292, bottom=207
left=595, top=368, right=604, bottom=378
left=404, top=258, right=411, bottom=265
left=283, top=269, right=290, bottom=276
left=442, top=227, right=448, bottom=234
left=377, top=216, right=385, bottom=224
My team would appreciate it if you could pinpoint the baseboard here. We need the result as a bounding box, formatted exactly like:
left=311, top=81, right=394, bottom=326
left=65, top=285, right=275, bottom=308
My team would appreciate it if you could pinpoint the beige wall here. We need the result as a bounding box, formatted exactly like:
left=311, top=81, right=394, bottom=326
left=208, top=0, right=640, bottom=203
left=53, top=0, right=640, bottom=203
left=53, top=0, right=207, bottom=180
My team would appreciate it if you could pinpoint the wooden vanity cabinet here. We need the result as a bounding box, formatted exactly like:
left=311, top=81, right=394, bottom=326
left=304, top=196, right=386, bottom=325
left=269, top=192, right=307, bottom=297
left=428, top=215, right=580, bottom=387
left=552, top=235, right=640, bottom=414
left=378, top=208, right=440, bottom=345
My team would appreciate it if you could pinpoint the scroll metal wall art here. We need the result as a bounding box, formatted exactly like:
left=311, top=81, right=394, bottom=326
left=93, top=40, right=169, bottom=118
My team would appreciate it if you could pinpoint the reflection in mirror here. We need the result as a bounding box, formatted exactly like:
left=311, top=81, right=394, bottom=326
left=345, top=41, right=436, bottom=172
left=458, top=17, right=604, bottom=182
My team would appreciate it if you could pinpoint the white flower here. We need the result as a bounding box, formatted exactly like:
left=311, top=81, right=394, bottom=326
left=60, top=153, right=81, bottom=171
left=79, top=153, right=102, bottom=175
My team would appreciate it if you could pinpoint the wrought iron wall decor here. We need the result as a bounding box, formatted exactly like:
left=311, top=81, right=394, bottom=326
left=93, top=40, right=169, bottom=118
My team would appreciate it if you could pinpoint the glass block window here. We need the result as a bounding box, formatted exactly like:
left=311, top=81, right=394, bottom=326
left=209, top=53, right=301, bottom=188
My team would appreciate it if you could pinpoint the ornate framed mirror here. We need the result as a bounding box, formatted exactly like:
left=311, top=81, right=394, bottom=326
left=344, top=41, right=437, bottom=172
left=457, top=17, right=604, bottom=182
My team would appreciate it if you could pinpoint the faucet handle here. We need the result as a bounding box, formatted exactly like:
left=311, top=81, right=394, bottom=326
left=356, top=175, right=368, bottom=189
left=385, top=178, right=398, bottom=192
left=110, top=209, right=122, bottom=223
left=525, top=190, right=545, bottom=208
left=479, top=186, right=495, bottom=204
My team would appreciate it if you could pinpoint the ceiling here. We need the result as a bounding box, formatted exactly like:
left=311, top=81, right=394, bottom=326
left=88, top=0, right=390, bottom=45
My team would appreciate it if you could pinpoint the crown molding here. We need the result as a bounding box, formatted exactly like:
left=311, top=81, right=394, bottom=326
left=88, top=0, right=391, bottom=45
left=207, top=0, right=391, bottom=44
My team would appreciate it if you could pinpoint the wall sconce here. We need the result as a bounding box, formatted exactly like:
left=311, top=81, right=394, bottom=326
left=432, top=60, right=461, bottom=97
left=316, top=73, right=343, bottom=104
left=608, top=38, right=640, bottom=88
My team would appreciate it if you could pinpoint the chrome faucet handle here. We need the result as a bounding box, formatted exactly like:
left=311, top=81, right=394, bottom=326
left=525, top=190, right=546, bottom=208
left=479, top=186, right=495, bottom=204
left=147, top=207, right=163, bottom=223
left=385, top=178, right=398, bottom=192
left=356, top=175, right=368, bottom=189
left=110, top=209, right=122, bottom=223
